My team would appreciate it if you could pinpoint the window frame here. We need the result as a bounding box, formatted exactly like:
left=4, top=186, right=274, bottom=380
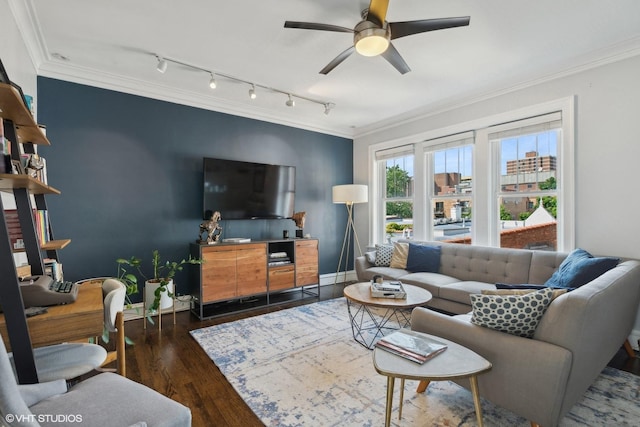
left=422, top=132, right=475, bottom=243
left=374, top=146, right=415, bottom=244
left=369, top=96, right=575, bottom=251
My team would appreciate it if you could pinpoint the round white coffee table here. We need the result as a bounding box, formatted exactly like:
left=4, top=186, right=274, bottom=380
left=373, top=331, right=492, bottom=427
left=343, top=282, right=432, bottom=349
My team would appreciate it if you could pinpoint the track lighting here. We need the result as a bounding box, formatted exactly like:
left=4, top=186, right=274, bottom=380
left=324, top=103, right=335, bottom=115
left=156, top=57, right=168, bottom=73
left=151, top=54, right=334, bottom=114
left=286, top=95, right=295, bottom=107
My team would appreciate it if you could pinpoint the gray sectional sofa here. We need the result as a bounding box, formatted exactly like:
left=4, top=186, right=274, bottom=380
left=355, top=240, right=640, bottom=427
left=355, top=239, right=569, bottom=314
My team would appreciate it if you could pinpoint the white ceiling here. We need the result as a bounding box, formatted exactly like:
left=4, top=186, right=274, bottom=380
left=9, top=0, right=640, bottom=138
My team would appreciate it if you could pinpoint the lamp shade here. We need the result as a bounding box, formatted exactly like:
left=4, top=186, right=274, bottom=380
left=332, top=184, right=368, bottom=204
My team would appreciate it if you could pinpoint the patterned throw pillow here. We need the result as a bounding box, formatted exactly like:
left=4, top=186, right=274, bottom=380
left=374, top=244, right=394, bottom=267
left=470, top=287, right=554, bottom=338
left=389, top=242, right=409, bottom=269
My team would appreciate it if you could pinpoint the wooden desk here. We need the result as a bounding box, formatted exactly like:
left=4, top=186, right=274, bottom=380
left=0, top=282, right=103, bottom=351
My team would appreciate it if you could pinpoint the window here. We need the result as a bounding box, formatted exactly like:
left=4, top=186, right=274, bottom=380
left=375, top=146, right=414, bottom=243
left=369, top=97, right=574, bottom=251
left=490, top=112, right=561, bottom=250
left=424, top=133, right=474, bottom=244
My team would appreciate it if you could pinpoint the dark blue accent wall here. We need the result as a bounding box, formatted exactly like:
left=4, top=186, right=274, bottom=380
left=37, top=77, right=353, bottom=301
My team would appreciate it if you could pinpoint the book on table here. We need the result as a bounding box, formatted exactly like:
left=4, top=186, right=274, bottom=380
left=370, top=281, right=407, bottom=299
left=375, top=329, right=448, bottom=364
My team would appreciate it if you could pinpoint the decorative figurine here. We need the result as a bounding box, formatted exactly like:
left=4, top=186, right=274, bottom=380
left=198, top=210, right=222, bottom=244
left=291, top=211, right=306, bottom=238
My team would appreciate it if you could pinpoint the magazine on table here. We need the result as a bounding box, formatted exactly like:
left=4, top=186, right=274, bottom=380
left=375, top=329, right=448, bottom=364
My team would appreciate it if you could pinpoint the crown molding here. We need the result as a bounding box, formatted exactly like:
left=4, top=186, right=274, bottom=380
left=36, top=60, right=354, bottom=139
left=353, top=36, right=640, bottom=140
left=11, top=0, right=640, bottom=142
left=8, top=0, right=48, bottom=69
left=8, top=0, right=353, bottom=139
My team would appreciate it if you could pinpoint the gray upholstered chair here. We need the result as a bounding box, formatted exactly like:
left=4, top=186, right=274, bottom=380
left=9, top=342, right=107, bottom=383
left=100, top=278, right=127, bottom=376
left=0, top=337, right=192, bottom=427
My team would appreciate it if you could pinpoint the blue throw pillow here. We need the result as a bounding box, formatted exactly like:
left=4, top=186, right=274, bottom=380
left=544, top=248, right=619, bottom=289
left=405, top=244, right=441, bottom=273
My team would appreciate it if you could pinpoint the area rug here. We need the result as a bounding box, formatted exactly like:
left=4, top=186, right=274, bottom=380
left=190, top=298, right=640, bottom=426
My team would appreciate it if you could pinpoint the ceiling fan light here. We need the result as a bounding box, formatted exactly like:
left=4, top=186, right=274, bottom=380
left=354, top=27, right=389, bottom=56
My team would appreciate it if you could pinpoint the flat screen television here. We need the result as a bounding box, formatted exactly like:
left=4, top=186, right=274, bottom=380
left=203, top=157, right=295, bottom=220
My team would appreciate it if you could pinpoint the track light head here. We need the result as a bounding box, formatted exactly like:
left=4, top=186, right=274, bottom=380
left=149, top=54, right=333, bottom=114
left=286, top=94, right=295, bottom=107
left=156, top=57, right=168, bottom=73
left=324, top=102, right=335, bottom=115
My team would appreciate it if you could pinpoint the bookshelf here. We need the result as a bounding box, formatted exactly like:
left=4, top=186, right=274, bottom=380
left=0, top=81, right=68, bottom=383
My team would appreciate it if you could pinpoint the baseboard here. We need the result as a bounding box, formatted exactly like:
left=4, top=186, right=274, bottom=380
left=123, top=270, right=358, bottom=322
left=123, top=298, right=192, bottom=321
left=319, top=270, right=358, bottom=286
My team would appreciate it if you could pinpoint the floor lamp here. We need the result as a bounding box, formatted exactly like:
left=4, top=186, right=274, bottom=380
left=333, top=184, right=368, bottom=289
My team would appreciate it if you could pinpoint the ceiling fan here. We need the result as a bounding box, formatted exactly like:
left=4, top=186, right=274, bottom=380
left=284, top=0, right=470, bottom=75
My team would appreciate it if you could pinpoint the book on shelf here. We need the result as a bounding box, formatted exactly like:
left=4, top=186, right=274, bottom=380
left=269, top=251, right=288, bottom=259
left=268, top=251, right=291, bottom=265
left=3, top=209, right=24, bottom=250
left=44, top=258, right=64, bottom=281
left=375, top=329, right=448, bottom=364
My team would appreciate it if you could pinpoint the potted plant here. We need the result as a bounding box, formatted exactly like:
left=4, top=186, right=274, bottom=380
left=116, top=249, right=203, bottom=323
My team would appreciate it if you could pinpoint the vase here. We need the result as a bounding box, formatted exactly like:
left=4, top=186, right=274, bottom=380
left=144, top=279, right=174, bottom=312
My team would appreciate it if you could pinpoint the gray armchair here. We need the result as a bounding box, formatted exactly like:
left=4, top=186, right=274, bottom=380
left=0, top=338, right=191, bottom=427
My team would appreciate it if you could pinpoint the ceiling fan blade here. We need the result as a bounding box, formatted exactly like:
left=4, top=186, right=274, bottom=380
left=320, top=46, right=356, bottom=75
left=389, top=16, right=470, bottom=40
left=284, top=21, right=354, bottom=33
left=366, top=0, right=390, bottom=27
left=380, top=43, right=410, bottom=74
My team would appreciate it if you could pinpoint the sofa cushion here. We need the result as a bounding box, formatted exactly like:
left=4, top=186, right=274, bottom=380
left=543, top=248, right=619, bottom=289
left=439, top=281, right=497, bottom=305
left=406, top=244, right=441, bottom=273
left=374, top=244, right=394, bottom=267
left=470, top=287, right=555, bottom=338
left=362, top=266, right=410, bottom=281
left=483, top=288, right=568, bottom=300
left=399, top=272, right=460, bottom=297
left=390, top=242, right=409, bottom=268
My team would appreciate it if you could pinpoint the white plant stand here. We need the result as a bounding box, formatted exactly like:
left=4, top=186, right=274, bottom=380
left=143, top=279, right=176, bottom=331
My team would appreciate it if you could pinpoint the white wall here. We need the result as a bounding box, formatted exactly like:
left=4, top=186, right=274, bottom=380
left=1, top=0, right=37, bottom=102
left=354, top=54, right=640, bottom=347
left=1, top=0, right=39, bottom=265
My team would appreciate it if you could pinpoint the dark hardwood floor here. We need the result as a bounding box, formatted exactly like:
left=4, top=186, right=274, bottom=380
left=111, top=284, right=640, bottom=427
